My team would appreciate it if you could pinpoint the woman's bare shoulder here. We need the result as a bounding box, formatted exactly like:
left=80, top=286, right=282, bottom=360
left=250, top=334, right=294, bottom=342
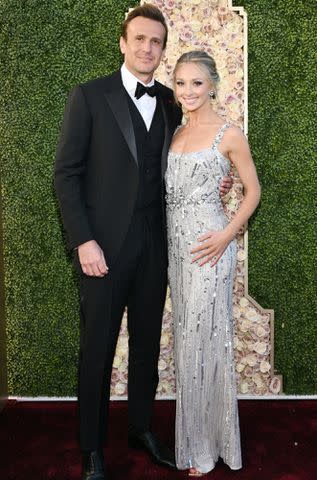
left=226, top=124, right=246, bottom=139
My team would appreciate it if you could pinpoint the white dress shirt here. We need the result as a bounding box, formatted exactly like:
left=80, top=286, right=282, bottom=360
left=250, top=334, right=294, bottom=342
left=121, top=63, right=157, bottom=131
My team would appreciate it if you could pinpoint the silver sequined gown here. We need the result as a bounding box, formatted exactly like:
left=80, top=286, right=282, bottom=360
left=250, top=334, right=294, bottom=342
left=165, top=123, right=242, bottom=473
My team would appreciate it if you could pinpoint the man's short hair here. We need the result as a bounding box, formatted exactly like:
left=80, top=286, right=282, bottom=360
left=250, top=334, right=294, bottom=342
left=122, top=3, right=168, bottom=49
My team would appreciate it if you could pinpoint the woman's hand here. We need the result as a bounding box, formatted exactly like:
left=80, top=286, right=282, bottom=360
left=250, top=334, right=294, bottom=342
left=190, top=229, right=233, bottom=268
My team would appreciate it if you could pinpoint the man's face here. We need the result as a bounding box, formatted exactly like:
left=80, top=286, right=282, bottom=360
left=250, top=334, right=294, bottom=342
left=120, top=16, right=166, bottom=81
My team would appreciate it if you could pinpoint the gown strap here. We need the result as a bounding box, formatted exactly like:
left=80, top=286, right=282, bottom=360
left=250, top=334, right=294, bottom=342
left=212, top=122, right=231, bottom=149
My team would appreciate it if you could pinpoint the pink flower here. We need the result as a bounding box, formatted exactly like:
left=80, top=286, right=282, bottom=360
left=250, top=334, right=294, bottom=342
left=153, top=0, right=164, bottom=7
left=269, top=376, right=282, bottom=394
left=225, top=94, right=236, bottom=104
left=164, top=0, right=175, bottom=10
left=165, top=63, right=173, bottom=73
left=218, top=6, right=229, bottom=17
left=203, top=7, right=212, bottom=17
left=180, top=26, right=193, bottom=42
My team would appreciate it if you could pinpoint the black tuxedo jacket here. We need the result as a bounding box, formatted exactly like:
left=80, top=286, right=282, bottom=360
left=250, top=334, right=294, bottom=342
left=55, top=70, right=182, bottom=264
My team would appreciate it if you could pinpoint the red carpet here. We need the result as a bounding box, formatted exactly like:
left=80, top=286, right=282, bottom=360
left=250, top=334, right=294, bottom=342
left=1, top=400, right=317, bottom=480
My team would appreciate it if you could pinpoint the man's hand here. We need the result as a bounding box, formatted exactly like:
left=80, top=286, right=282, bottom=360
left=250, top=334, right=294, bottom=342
left=219, top=172, right=233, bottom=196
left=78, top=240, right=108, bottom=277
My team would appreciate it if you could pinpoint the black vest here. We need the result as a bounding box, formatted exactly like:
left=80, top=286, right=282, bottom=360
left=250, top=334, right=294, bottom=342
left=126, top=95, right=165, bottom=211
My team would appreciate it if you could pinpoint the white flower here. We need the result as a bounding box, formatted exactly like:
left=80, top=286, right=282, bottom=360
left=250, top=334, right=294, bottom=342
left=228, top=35, right=244, bottom=50
left=160, top=332, right=170, bottom=347
left=229, top=110, right=242, bottom=122
left=158, top=359, right=167, bottom=371
left=234, top=337, right=244, bottom=351
left=227, top=201, right=237, bottom=212
left=116, top=346, right=127, bottom=358
left=214, top=56, right=226, bottom=70
left=237, top=249, right=246, bottom=261
left=246, top=341, right=255, bottom=351
left=234, top=67, right=244, bottom=78
left=239, top=318, right=251, bottom=332
left=164, top=294, right=172, bottom=313
left=245, top=354, right=257, bottom=366
left=253, top=342, right=267, bottom=355
left=159, top=380, right=174, bottom=394
left=113, top=356, right=122, bottom=369
left=226, top=19, right=243, bottom=35
left=167, top=30, right=179, bottom=45
left=191, top=19, right=202, bottom=32
left=252, top=373, right=264, bottom=388
left=117, top=335, right=128, bottom=348
left=118, top=361, right=127, bottom=372
left=114, top=382, right=126, bottom=396
left=239, top=297, right=249, bottom=308
left=255, top=325, right=267, bottom=338
left=240, top=381, right=249, bottom=394
left=246, top=309, right=259, bottom=321
left=260, top=360, right=271, bottom=373
left=236, top=363, right=245, bottom=373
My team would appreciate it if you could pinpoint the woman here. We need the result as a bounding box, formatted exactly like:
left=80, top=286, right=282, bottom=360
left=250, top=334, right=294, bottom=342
left=165, top=51, right=261, bottom=476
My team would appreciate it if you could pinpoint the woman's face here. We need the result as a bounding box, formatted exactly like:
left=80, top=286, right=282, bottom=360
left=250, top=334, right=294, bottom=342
left=174, top=62, right=213, bottom=112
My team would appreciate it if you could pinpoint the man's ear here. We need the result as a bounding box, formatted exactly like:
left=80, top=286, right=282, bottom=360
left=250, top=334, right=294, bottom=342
left=119, top=36, right=126, bottom=55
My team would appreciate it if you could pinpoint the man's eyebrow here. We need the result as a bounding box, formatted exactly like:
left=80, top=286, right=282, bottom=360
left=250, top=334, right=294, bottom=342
left=134, top=33, right=163, bottom=42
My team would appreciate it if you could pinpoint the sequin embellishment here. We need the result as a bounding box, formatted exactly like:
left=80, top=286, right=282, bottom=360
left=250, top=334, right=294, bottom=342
left=165, top=123, right=242, bottom=473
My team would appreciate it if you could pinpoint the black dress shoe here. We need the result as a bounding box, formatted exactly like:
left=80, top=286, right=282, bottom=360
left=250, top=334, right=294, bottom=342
left=128, top=431, right=176, bottom=469
left=82, top=450, right=106, bottom=480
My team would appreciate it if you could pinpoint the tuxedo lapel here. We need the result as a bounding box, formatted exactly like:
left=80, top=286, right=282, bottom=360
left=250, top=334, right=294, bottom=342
left=157, top=84, right=173, bottom=178
left=104, top=72, right=138, bottom=166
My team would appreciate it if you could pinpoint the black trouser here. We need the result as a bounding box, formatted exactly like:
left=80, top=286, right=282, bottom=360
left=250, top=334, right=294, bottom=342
left=77, top=210, right=168, bottom=451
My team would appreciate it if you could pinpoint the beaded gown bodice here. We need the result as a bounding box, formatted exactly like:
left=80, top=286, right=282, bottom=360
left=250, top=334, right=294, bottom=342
left=165, top=124, right=231, bottom=240
left=165, top=123, right=242, bottom=473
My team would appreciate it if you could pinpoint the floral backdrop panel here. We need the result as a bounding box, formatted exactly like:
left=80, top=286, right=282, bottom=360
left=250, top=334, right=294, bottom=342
left=110, top=0, right=282, bottom=398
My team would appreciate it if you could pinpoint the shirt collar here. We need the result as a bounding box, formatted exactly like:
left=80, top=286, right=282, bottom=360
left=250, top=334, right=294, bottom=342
left=121, top=63, right=155, bottom=96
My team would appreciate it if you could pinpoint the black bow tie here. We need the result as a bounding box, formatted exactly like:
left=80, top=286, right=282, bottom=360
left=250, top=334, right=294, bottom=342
left=135, top=82, right=157, bottom=99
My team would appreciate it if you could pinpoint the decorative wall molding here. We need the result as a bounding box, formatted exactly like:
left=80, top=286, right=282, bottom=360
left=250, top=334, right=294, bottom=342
left=10, top=395, right=317, bottom=402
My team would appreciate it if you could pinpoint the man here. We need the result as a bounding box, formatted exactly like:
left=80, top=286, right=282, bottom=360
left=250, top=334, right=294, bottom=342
left=55, top=4, right=231, bottom=479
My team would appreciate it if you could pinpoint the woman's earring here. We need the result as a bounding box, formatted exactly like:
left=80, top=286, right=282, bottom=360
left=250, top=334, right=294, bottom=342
left=209, top=90, right=215, bottom=99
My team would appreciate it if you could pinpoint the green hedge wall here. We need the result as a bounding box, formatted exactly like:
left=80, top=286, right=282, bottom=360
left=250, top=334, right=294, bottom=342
left=0, top=0, right=316, bottom=395
left=0, top=0, right=138, bottom=396
left=234, top=0, right=317, bottom=393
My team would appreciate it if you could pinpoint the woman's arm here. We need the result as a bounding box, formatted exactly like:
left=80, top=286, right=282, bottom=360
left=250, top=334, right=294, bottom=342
left=191, top=127, right=261, bottom=267
left=223, top=126, right=261, bottom=239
